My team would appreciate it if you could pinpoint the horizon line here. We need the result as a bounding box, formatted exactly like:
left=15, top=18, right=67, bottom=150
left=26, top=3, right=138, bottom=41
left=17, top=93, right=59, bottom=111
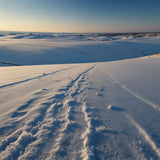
left=0, top=30, right=160, bottom=34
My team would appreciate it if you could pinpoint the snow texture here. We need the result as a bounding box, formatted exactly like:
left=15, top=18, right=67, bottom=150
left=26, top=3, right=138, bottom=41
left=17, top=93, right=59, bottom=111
left=0, top=33, right=160, bottom=160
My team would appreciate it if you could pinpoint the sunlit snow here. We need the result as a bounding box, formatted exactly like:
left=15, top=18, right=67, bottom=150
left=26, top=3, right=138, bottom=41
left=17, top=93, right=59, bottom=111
left=0, top=32, right=160, bottom=160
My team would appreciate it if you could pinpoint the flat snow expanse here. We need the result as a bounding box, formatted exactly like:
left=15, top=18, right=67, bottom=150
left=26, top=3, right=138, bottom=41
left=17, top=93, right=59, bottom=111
left=0, top=33, right=160, bottom=160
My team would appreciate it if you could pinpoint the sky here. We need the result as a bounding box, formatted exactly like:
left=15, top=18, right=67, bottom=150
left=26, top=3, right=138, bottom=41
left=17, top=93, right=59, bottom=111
left=0, top=0, right=160, bottom=33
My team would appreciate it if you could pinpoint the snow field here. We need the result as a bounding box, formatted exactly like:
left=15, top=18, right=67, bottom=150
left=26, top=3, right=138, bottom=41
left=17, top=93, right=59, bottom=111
left=0, top=34, right=160, bottom=159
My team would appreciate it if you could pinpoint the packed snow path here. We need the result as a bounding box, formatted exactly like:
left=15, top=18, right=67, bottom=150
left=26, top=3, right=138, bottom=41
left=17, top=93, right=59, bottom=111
left=0, top=54, right=160, bottom=160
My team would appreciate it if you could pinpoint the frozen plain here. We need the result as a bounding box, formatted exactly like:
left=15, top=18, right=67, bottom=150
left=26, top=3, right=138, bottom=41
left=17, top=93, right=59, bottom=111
left=0, top=33, right=160, bottom=160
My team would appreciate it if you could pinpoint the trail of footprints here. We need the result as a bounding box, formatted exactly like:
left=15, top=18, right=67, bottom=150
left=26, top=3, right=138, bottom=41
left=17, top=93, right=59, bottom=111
left=0, top=65, right=96, bottom=160
left=1, top=64, right=159, bottom=160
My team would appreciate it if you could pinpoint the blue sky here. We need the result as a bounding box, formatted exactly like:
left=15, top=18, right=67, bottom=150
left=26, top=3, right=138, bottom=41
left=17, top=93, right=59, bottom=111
left=0, top=0, right=160, bottom=32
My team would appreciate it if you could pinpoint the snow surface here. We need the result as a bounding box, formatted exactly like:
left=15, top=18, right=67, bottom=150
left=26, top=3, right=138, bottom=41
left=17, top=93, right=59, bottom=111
left=0, top=33, right=160, bottom=66
left=0, top=33, right=160, bottom=160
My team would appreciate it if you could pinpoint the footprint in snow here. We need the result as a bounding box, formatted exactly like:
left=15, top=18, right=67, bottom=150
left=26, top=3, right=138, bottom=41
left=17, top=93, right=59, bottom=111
left=34, top=89, right=48, bottom=95
left=11, top=111, right=27, bottom=118
left=100, top=86, right=105, bottom=92
left=96, top=92, right=103, bottom=96
left=107, top=105, right=125, bottom=112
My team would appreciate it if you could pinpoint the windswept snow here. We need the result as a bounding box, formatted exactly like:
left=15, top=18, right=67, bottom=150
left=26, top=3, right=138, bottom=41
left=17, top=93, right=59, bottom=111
left=0, top=32, right=160, bottom=66
left=0, top=33, right=160, bottom=160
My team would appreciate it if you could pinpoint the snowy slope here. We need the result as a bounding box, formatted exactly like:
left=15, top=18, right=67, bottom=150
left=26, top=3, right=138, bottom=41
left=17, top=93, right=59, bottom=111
left=0, top=33, right=160, bottom=66
left=0, top=34, right=160, bottom=160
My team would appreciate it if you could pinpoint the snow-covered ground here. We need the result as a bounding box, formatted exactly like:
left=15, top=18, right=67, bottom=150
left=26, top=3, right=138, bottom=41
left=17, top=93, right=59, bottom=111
left=0, top=32, right=160, bottom=66
left=0, top=33, right=160, bottom=160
